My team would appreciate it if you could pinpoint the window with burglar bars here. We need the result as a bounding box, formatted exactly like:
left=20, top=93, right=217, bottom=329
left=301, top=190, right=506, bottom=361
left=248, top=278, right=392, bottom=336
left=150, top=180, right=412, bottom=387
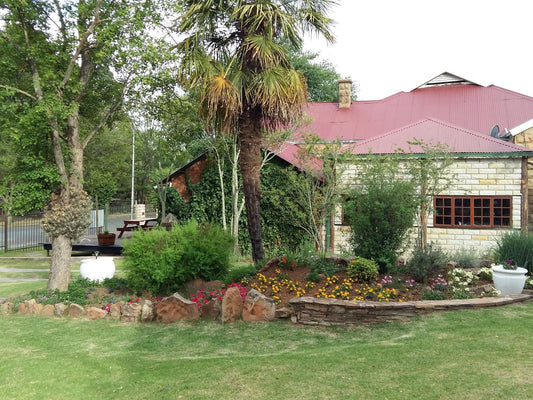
left=433, top=196, right=512, bottom=228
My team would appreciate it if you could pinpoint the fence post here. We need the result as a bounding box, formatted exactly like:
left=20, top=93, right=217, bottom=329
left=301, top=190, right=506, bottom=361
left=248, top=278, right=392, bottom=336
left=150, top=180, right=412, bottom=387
left=3, top=211, right=7, bottom=252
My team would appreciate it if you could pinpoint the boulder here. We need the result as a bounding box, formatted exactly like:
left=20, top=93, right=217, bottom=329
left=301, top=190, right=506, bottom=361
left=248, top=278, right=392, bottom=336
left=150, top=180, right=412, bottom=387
left=121, top=302, right=142, bottom=323
left=221, top=286, right=243, bottom=323
left=242, top=289, right=276, bottom=322
left=40, top=304, right=55, bottom=317
left=54, top=303, right=68, bottom=317
left=141, top=299, right=155, bottom=322
left=109, top=301, right=123, bottom=320
left=200, top=299, right=222, bottom=320
left=0, top=302, right=14, bottom=315
left=25, top=299, right=38, bottom=315
left=155, top=293, right=199, bottom=323
left=275, top=307, right=293, bottom=319
left=17, top=303, right=27, bottom=314
left=68, top=304, right=85, bottom=318
left=87, top=306, right=107, bottom=320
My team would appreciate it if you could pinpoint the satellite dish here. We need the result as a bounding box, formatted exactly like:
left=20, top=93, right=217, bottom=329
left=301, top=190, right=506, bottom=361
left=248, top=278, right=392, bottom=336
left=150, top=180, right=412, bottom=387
left=490, top=125, right=500, bottom=138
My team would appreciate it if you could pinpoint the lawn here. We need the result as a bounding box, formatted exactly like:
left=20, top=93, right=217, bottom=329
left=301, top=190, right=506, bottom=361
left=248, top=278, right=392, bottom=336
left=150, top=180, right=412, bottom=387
left=1, top=303, right=532, bottom=399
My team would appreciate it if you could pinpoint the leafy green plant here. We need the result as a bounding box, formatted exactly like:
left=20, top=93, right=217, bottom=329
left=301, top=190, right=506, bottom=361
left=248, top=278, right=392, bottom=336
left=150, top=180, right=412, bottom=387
left=449, top=249, right=479, bottom=269
left=347, top=257, right=379, bottom=283
left=344, top=155, right=417, bottom=272
left=123, top=221, right=234, bottom=295
left=421, top=289, right=446, bottom=300
left=408, top=242, right=447, bottom=283
left=493, top=231, right=533, bottom=273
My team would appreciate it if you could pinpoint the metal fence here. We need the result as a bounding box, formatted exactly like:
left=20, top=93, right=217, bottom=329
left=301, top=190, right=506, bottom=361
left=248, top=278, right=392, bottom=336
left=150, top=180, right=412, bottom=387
left=0, top=203, right=158, bottom=252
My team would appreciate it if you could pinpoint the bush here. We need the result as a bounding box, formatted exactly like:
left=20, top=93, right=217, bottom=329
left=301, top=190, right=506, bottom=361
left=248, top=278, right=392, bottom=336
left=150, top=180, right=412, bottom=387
left=449, top=249, right=479, bottom=269
left=347, top=257, right=379, bottom=283
left=408, top=242, right=447, bottom=283
left=493, top=231, right=533, bottom=273
left=123, top=221, right=234, bottom=295
left=344, top=157, right=417, bottom=273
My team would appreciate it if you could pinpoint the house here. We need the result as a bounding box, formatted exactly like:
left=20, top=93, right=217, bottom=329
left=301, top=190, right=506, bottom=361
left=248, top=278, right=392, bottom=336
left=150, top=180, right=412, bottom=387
left=169, top=72, right=533, bottom=254
left=334, top=117, right=533, bottom=254
left=292, top=72, right=533, bottom=254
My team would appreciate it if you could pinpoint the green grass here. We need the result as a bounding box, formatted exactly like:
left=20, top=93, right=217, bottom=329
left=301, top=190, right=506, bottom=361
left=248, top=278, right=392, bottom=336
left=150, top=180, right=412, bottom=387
left=1, top=303, right=532, bottom=399
left=0, top=281, right=48, bottom=297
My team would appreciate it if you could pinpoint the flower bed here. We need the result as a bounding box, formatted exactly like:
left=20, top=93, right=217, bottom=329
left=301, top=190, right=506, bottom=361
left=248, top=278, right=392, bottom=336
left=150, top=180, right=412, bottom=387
left=241, top=258, right=502, bottom=309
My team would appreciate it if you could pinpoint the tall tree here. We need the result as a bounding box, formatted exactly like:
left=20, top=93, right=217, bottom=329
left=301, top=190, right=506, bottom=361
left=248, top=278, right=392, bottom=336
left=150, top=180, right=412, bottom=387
left=175, top=0, right=336, bottom=261
left=0, top=0, right=166, bottom=290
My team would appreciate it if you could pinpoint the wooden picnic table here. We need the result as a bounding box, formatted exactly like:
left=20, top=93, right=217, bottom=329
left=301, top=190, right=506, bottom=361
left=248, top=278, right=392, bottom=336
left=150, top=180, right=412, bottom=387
left=116, top=217, right=158, bottom=238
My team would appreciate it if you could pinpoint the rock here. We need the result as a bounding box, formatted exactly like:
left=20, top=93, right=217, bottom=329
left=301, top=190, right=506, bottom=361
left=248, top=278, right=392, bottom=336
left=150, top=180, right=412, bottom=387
left=17, top=303, right=27, bottom=314
left=54, top=303, right=68, bottom=317
left=68, top=303, right=85, bottom=318
left=40, top=304, right=55, bottom=317
left=87, top=306, right=107, bottom=320
left=155, top=293, right=199, bottom=323
left=0, top=302, right=14, bottom=315
left=200, top=299, right=222, bottom=320
left=25, top=299, right=38, bottom=314
left=275, top=307, right=293, bottom=319
left=242, top=289, right=276, bottom=322
left=0, top=297, right=6, bottom=304
left=221, top=286, right=243, bottom=323
left=109, top=301, right=123, bottom=319
left=141, top=299, right=155, bottom=322
left=33, top=303, right=44, bottom=315
left=121, top=302, right=142, bottom=323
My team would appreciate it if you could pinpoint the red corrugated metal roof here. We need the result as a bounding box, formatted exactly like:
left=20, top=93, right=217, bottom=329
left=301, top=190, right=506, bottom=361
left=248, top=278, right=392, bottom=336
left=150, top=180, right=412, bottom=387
left=352, top=118, right=533, bottom=155
left=304, top=84, right=533, bottom=142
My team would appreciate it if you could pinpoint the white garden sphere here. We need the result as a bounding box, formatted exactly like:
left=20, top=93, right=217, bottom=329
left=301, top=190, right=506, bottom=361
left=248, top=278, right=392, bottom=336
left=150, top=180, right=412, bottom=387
left=79, top=257, right=115, bottom=282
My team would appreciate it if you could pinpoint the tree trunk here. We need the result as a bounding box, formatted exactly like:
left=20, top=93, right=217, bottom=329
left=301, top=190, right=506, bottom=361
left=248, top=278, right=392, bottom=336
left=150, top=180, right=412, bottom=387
left=239, top=107, right=264, bottom=261
left=47, top=234, right=72, bottom=291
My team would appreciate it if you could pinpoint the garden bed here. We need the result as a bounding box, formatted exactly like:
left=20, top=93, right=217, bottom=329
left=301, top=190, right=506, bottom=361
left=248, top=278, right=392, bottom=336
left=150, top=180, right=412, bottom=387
left=241, top=257, right=498, bottom=309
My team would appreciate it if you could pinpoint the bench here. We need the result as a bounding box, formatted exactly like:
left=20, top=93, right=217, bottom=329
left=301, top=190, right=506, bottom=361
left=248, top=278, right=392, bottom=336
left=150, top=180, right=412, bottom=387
left=42, top=243, right=123, bottom=256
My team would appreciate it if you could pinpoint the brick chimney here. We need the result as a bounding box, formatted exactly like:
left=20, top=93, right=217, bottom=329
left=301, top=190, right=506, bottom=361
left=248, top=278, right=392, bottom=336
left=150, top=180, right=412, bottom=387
left=338, top=79, right=352, bottom=109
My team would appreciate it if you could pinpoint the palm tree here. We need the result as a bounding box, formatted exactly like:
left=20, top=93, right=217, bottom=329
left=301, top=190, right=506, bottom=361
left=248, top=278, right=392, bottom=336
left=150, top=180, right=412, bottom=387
left=175, top=0, right=335, bottom=261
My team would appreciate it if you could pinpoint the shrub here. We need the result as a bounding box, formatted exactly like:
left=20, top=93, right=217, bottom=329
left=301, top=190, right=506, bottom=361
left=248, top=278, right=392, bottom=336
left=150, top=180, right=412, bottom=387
left=449, top=249, right=479, bottom=269
left=344, top=156, right=417, bottom=273
left=408, top=242, right=447, bottom=283
left=123, top=221, right=234, bottom=295
left=493, top=231, right=533, bottom=273
left=347, top=257, right=379, bottom=283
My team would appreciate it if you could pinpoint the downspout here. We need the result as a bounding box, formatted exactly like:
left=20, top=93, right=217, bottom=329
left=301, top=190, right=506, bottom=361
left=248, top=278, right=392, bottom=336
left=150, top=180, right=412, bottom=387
left=521, top=156, right=528, bottom=233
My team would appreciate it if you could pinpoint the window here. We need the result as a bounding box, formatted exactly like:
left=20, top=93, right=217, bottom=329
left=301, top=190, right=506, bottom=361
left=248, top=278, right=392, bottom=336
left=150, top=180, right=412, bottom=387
left=434, top=196, right=512, bottom=228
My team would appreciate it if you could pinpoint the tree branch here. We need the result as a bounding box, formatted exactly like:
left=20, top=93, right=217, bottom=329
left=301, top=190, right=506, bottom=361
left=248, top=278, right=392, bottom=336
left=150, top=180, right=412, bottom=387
left=59, top=0, right=104, bottom=94
left=82, top=80, right=129, bottom=149
left=0, top=85, right=37, bottom=100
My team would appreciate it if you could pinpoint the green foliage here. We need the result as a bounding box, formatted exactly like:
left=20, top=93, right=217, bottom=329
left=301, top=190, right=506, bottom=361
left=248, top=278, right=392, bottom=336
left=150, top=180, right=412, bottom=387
left=224, top=264, right=257, bottom=286
left=421, top=289, right=446, bottom=300
left=344, top=156, right=417, bottom=271
left=162, top=156, right=311, bottom=254
left=493, top=231, right=533, bottom=273
left=408, top=242, right=447, bottom=283
left=449, top=249, right=479, bottom=269
left=347, top=257, right=379, bottom=283
left=10, top=278, right=95, bottom=308
left=123, top=222, right=234, bottom=295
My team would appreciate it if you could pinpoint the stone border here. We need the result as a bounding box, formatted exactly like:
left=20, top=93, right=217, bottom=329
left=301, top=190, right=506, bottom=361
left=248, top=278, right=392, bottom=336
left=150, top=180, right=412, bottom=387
left=289, top=291, right=533, bottom=326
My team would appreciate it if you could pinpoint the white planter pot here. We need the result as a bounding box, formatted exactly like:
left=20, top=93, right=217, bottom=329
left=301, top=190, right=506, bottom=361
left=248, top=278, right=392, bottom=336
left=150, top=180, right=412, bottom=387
left=491, top=264, right=527, bottom=295
left=80, top=257, right=115, bottom=283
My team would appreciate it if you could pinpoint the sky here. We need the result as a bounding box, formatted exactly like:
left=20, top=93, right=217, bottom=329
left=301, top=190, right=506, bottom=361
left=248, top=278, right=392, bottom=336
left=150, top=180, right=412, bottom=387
left=303, top=0, right=533, bottom=100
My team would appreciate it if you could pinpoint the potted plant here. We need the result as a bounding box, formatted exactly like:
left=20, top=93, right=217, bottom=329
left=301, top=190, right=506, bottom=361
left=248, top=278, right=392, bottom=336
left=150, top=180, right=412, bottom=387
left=491, top=260, right=528, bottom=295
left=97, top=230, right=116, bottom=246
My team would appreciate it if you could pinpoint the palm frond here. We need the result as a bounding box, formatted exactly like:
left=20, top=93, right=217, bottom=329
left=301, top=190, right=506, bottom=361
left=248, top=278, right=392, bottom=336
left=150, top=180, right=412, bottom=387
left=199, top=73, right=241, bottom=134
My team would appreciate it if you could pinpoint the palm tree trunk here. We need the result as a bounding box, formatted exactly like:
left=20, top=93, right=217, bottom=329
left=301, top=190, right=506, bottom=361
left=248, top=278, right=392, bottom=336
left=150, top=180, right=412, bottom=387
left=239, top=107, right=265, bottom=261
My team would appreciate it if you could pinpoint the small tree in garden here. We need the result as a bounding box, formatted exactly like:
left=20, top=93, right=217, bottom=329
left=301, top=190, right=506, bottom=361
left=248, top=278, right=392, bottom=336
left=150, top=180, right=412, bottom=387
left=285, top=133, right=347, bottom=253
left=344, top=155, right=417, bottom=271
left=400, top=139, right=453, bottom=249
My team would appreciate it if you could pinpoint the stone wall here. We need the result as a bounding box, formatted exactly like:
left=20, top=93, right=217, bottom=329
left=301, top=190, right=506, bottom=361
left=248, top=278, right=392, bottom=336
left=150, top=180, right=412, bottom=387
left=289, top=293, right=532, bottom=326
left=335, top=157, right=525, bottom=254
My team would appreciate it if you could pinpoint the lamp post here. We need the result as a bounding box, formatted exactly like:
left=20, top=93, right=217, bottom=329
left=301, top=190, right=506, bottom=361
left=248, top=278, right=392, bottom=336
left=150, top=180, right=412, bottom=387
left=130, top=127, right=135, bottom=220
